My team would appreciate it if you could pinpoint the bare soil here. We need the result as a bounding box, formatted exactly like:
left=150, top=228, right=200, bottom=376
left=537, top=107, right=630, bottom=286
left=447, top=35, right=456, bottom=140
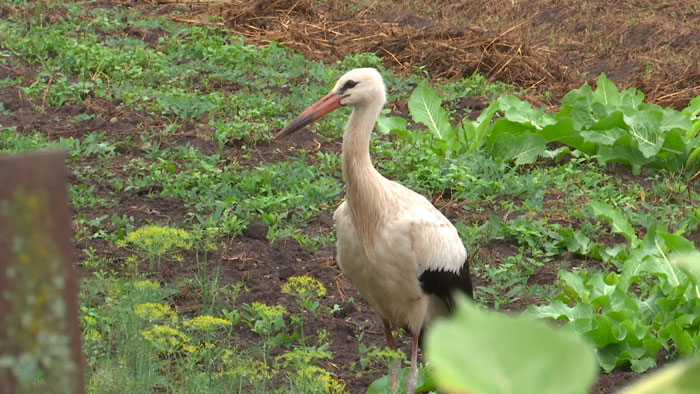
left=4, top=0, right=700, bottom=393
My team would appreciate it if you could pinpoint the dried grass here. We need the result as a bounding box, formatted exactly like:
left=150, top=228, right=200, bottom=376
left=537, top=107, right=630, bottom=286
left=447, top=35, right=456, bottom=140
left=172, top=0, right=699, bottom=108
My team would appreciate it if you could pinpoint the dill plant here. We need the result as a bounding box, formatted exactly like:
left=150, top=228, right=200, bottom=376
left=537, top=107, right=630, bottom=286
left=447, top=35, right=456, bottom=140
left=124, top=225, right=191, bottom=271
left=82, top=275, right=177, bottom=392
left=193, top=237, right=223, bottom=314
left=242, top=302, right=289, bottom=370
left=220, top=352, right=274, bottom=393
left=275, top=347, right=347, bottom=393
left=184, top=315, right=233, bottom=389
left=133, top=302, right=178, bottom=324
left=292, top=366, right=347, bottom=394
left=281, top=275, right=326, bottom=344
left=140, top=325, right=190, bottom=355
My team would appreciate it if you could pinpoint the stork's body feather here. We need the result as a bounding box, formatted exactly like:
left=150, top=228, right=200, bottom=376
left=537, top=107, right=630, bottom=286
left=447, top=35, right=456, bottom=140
left=334, top=180, right=469, bottom=333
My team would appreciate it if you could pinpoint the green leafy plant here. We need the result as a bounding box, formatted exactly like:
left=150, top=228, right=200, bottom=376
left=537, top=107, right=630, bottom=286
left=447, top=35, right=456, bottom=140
left=0, top=129, right=58, bottom=153
left=378, top=82, right=500, bottom=158
left=529, top=202, right=700, bottom=373
left=22, top=71, right=95, bottom=106
left=552, top=74, right=697, bottom=173
left=488, top=74, right=700, bottom=172
left=379, top=75, right=700, bottom=173
left=366, top=366, right=433, bottom=394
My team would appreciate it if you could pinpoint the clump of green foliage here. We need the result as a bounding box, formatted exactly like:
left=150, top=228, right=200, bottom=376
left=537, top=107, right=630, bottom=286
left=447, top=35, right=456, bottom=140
left=381, top=74, right=700, bottom=174
left=529, top=203, right=700, bottom=373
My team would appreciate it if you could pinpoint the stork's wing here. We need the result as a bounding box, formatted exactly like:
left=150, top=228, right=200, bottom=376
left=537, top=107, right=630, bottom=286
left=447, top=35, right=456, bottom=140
left=375, top=187, right=467, bottom=273
left=375, top=194, right=473, bottom=309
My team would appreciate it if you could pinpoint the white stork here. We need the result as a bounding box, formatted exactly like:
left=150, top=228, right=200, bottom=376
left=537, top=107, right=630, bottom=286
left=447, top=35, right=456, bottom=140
left=275, top=68, right=472, bottom=394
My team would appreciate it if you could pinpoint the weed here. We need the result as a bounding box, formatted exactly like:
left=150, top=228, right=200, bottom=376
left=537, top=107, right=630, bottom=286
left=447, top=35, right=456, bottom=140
left=0, top=129, right=57, bottom=153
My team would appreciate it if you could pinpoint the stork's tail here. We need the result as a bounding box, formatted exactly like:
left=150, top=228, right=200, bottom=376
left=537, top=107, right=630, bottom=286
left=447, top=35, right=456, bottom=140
left=460, top=252, right=474, bottom=300
left=417, top=253, right=474, bottom=349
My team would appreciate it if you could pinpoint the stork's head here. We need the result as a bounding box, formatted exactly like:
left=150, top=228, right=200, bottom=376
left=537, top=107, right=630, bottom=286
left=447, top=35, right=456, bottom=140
left=275, top=68, right=386, bottom=139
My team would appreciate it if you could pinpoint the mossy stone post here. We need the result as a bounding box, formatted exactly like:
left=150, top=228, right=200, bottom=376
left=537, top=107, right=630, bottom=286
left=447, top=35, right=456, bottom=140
left=0, top=150, right=86, bottom=394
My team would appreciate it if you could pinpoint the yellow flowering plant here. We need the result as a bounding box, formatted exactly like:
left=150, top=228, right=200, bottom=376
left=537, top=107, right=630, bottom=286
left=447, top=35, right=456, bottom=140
left=243, top=302, right=291, bottom=364
left=183, top=315, right=232, bottom=332
left=281, top=275, right=327, bottom=314
left=219, top=357, right=274, bottom=389
left=182, top=315, right=233, bottom=387
left=293, top=366, right=347, bottom=394
left=141, top=325, right=190, bottom=354
left=281, top=275, right=327, bottom=343
left=243, top=302, right=288, bottom=337
left=133, top=280, right=160, bottom=291
left=81, top=314, right=103, bottom=346
left=125, top=225, right=191, bottom=271
left=133, top=302, right=178, bottom=324
left=275, top=347, right=333, bottom=370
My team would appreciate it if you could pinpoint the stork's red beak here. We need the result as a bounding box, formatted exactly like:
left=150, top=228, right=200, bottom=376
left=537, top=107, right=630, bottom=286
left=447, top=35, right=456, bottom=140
left=274, top=91, right=344, bottom=139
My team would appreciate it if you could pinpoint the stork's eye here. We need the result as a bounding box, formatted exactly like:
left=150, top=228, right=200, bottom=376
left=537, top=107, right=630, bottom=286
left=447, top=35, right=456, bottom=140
left=340, top=80, right=358, bottom=92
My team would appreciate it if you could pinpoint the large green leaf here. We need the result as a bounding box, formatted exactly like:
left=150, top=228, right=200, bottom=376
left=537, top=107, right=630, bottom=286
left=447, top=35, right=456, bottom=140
left=365, top=367, right=432, bottom=394
left=593, top=74, right=621, bottom=106
left=590, top=110, right=627, bottom=131
left=526, top=299, right=594, bottom=321
left=619, top=86, right=645, bottom=109
left=682, top=96, right=700, bottom=119
left=491, top=132, right=546, bottom=165
left=559, top=270, right=590, bottom=302
left=671, top=252, right=700, bottom=286
left=490, top=118, right=537, bottom=137
left=540, top=118, right=592, bottom=152
left=662, top=129, right=689, bottom=156
left=427, top=296, right=597, bottom=394
left=618, top=356, right=700, bottom=394
left=658, top=232, right=697, bottom=255
left=623, top=110, right=664, bottom=158
left=568, top=100, right=606, bottom=129
left=580, top=127, right=626, bottom=146
left=589, top=201, right=638, bottom=245
left=561, top=83, right=593, bottom=107
left=376, top=113, right=408, bottom=135
left=596, top=145, right=649, bottom=175
left=660, top=107, right=691, bottom=133
left=464, top=100, right=501, bottom=152
left=686, top=142, right=700, bottom=168
left=408, top=83, right=452, bottom=139
left=497, top=94, right=555, bottom=129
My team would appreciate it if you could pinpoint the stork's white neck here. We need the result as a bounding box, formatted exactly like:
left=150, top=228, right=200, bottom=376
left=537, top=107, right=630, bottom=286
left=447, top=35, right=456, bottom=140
left=341, top=102, right=389, bottom=246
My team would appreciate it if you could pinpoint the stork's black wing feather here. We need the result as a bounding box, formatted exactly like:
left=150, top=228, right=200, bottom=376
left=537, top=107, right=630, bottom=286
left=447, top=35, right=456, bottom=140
left=418, top=256, right=473, bottom=312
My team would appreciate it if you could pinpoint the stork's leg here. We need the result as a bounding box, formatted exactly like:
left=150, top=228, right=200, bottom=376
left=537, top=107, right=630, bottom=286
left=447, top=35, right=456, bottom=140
left=406, top=331, right=420, bottom=394
left=383, top=320, right=397, bottom=350
left=383, top=321, right=400, bottom=392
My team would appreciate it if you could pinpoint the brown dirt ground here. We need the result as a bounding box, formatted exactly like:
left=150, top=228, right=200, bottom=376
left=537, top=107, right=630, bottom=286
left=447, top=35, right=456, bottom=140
left=4, top=0, right=700, bottom=393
